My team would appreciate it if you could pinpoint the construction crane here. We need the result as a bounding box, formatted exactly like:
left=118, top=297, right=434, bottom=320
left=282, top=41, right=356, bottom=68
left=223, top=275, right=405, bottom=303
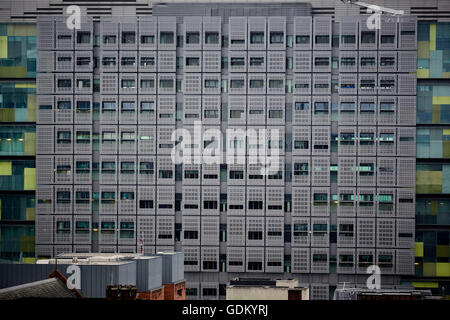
left=341, top=0, right=404, bottom=16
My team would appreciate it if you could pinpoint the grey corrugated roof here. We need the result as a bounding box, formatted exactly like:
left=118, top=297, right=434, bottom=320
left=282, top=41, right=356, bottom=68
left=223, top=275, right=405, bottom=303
left=0, top=278, right=76, bottom=300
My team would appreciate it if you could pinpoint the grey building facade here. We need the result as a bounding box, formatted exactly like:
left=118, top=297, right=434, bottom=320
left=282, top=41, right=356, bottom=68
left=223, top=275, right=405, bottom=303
left=30, top=2, right=421, bottom=300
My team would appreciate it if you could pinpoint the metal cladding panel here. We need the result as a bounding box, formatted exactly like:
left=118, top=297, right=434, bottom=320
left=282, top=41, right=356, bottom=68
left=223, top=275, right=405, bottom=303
left=0, top=264, right=54, bottom=289
left=135, top=256, right=163, bottom=291
left=158, top=252, right=184, bottom=284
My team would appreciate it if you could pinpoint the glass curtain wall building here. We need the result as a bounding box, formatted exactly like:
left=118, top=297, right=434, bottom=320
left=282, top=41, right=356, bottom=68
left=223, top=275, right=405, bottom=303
left=0, top=23, right=36, bottom=263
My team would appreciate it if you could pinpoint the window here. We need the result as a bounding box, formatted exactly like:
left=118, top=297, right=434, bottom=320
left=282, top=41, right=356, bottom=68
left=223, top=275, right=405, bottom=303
left=101, top=221, right=115, bottom=231
left=380, top=102, right=395, bottom=112
left=160, top=79, right=174, bottom=88
left=186, top=32, right=200, bottom=44
left=230, top=79, right=244, bottom=89
left=56, top=165, right=71, bottom=175
left=139, top=200, right=153, bottom=209
left=379, top=133, right=394, bottom=143
left=204, top=200, right=218, bottom=209
left=159, top=170, right=173, bottom=179
left=139, top=162, right=154, bottom=175
left=57, top=131, right=71, bottom=144
left=250, top=57, right=264, bottom=66
left=229, top=170, right=244, bottom=179
left=296, top=35, right=309, bottom=44
left=102, top=57, right=116, bottom=67
left=293, top=163, right=308, bottom=176
left=77, top=31, right=90, bottom=44
left=102, top=131, right=116, bottom=143
left=248, top=230, right=263, bottom=239
left=314, top=83, right=329, bottom=89
left=101, top=162, right=115, bottom=174
left=186, top=57, right=200, bottom=66
left=121, top=32, right=135, bottom=44
left=360, top=132, right=374, bottom=145
left=121, top=101, right=135, bottom=113
left=315, top=35, right=329, bottom=44
left=361, top=31, right=376, bottom=44
left=230, top=57, right=245, bottom=66
left=205, top=32, right=219, bottom=44
left=121, top=57, right=135, bottom=66
left=77, top=79, right=90, bottom=89
left=56, top=221, right=71, bottom=233
left=380, top=57, right=395, bottom=66
left=269, top=80, right=283, bottom=89
left=380, top=79, right=395, bottom=89
left=381, top=35, right=395, bottom=44
left=76, top=161, right=90, bottom=174
left=204, top=110, right=219, bottom=118
left=103, top=35, right=116, bottom=44
left=141, top=35, right=154, bottom=44
left=120, top=222, right=134, bottom=239
left=140, top=57, right=155, bottom=67
left=314, top=102, right=329, bottom=114
left=249, top=79, right=264, bottom=89
left=140, top=79, right=154, bottom=89
left=341, top=57, right=355, bottom=66
left=270, top=32, right=283, bottom=44
left=121, top=131, right=135, bottom=143
left=360, top=102, right=375, bottom=112
left=102, top=101, right=116, bottom=113
left=184, top=230, right=198, bottom=239
left=339, top=254, right=354, bottom=267
left=160, top=32, right=174, bottom=44
left=341, top=102, right=355, bottom=112
left=269, top=110, right=283, bottom=119
left=361, top=57, right=376, bottom=67
left=120, top=192, right=134, bottom=200
left=75, top=221, right=90, bottom=233
left=58, top=101, right=71, bottom=110
left=315, top=57, right=329, bottom=66
left=359, top=163, right=374, bottom=176
left=250, top=32, right=265, bottom=44
left=230, top=39, right=244, bottom=44
left=341, top=35, right=356, bottom=44
left=121, top=79, right=135, bottom=88
left=76, top=101, right=90, bottom=113
left=229, top=110, right=243, bottom=119
left=57, top=79, right=71, bottom=88
left=76, top=131, right=90, bottom=144
left=295, top=83, right=309, bottom=89
left=360, top=79, right=375, bottom=89
left=204, top=79, right=219, bottom=89
left=76, top=57, right=90, bottom=66
left=120, top=161, right=135, bottom=174
left=359, top=194, right=374, bottom=206
left=313, top=194, right=328, bottom=205
left=140, top=101, right=155, bottom=113
left=56, top=191, right=71, bottom=204
left=294, top=140, right=308, bottom=149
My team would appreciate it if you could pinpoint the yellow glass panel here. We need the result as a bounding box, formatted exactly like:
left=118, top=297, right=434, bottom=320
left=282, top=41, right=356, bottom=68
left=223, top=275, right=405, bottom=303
left=24, top=132, right=36, bottom=156
left=430, top=24, right=436, bottom=51
left=436, top=245, right=450, bottom=258
left=0, top=108, right=14, bottom=122
left=27, top=94, right=36, bottom=122
left=423, top=262, right=436, bottom=276
left=417, top=69, right=430, bottom=78
left=0, top=36, right=7, bottom=58
left=0, top=199, right=1, bottom=221
left=443, top=141, right=450, bottom=159
left=0, top=66, right=27, bottom=78
left=416, top=171, right=442, bottom=193
left=412, top=282, right=439, bottom=289
left=25, top=208, right=35, bottom=221
left=432, top=104, right=441, bottom=124
left=415, top=242, right=424, bottom=257
left=444, top=129, right=450, bottom=135
left=433, top=96, right=450, bottom=105
left=0, top=162, right=12, bottom=175
left=442, top=72, right=450, bottom=78
left=436, top=263, right=450, bottom=277
left=431, top=200, right=438, bottom=215
left=15, top=83, right=36, bottom=89
left=20, top=236, right=34, bottom=252
left=8, top=24, right=36, bottom=36
left=21, top=257, right=36, bottom=264
left=24, top=168, right=36, bottom=190
left=417, top=41, right=430, bottom=59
